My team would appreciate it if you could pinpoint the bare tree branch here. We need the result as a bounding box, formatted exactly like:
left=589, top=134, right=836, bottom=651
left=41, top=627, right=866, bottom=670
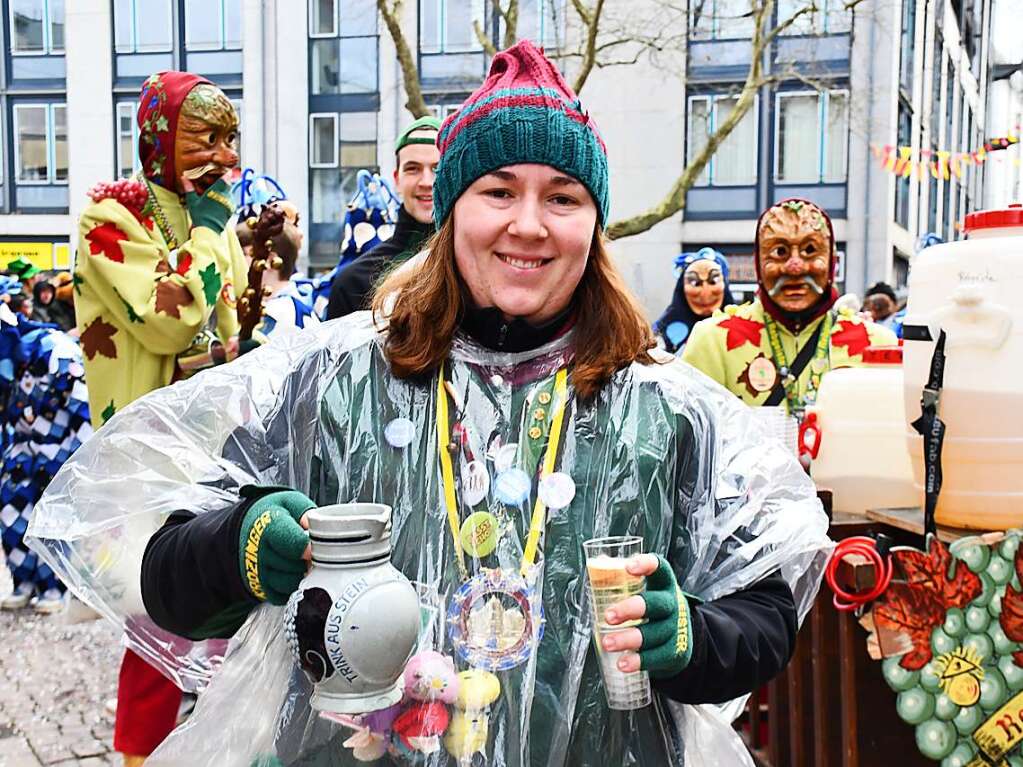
left=606, top=0, right=775, bottom=239
left=377, top=0, right=429, bottom=118
left=502, top=0, right=519, bottom=50
left=571, top=0, right=607, bottom=94
left=473, top=19, right=498, bottom=56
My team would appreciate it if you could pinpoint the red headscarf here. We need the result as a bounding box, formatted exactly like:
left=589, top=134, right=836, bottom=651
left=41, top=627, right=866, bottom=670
left=136, top=71, right=211, bottom=189
left=754, top=198, right=839, bottom=333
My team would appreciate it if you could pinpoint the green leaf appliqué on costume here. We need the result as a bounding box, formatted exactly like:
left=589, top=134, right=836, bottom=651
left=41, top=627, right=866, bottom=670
left=200, top=263, right=221, bottom=306
left=113, top=287, right=145, bottom=324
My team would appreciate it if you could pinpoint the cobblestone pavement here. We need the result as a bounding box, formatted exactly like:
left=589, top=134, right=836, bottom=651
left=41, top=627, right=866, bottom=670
left=0, top=566, right=122, bottom=767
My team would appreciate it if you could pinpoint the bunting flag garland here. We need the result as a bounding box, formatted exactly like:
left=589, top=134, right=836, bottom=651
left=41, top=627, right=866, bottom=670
left=871, top=136, right=1020, bottom=178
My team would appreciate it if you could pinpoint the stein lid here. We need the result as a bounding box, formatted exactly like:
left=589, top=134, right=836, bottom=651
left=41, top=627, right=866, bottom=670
left=307, top=503, right=393, bottom=564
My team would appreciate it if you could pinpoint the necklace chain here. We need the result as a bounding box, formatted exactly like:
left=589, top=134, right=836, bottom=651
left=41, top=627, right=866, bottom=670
left=763, top=311, right=832, bottom=416
left=141, top=175, right=179, bottom=251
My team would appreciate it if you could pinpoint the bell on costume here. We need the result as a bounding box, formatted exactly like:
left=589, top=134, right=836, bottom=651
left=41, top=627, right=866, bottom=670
left=283, top=503, right=420, bottom=714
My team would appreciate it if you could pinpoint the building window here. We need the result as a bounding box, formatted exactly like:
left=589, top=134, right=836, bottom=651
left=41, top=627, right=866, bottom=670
left=14, top=103, right=67, bottom=184
left=689, top=0, right=755, bottom=40
left=113, top=0, right=174, bottom=53
left=11, top=0, right=64, bottom=55
left=687, top=94, right=758, bottom=186
left=894, top=100, right=912, bottom=228
left=777, top=0, right=851, bottom=34
left=944, top=60, right=956, bottom=239
left=898, top=0, right=915, bottom=95
left=310, top=111, right=378, bottom=224
left=185, top=0, right=242, bottom=51
left=116, top=102, right=140, bottom=179
left=420, top=0, right=487, bottom=54
left=775, top=90, right=848, bottom=184
left=517, top=0, right=565, bottom=49
left=310, top=0, right=378, bottom=94
left=309, top=113, right=340, bottom=168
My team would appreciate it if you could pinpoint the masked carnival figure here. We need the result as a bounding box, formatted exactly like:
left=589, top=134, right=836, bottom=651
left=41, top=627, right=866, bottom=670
left=683, top=199, right=897, bottom=417
left=72, top=71, right=248, bottom=766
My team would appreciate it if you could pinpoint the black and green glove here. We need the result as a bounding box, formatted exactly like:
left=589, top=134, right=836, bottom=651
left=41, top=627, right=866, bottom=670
left=637, top=555, right=695, bottom=678
left=237, top=488, right=316, bottom=605
left=186, top=176, right=235, bottom=233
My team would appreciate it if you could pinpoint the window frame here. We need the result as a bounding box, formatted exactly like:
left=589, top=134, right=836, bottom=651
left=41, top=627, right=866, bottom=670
left=184, top=0, right=242, bottom=52
left=13, top=102, right=68, bottom=186
left=10, top=0, right=64, bottom=56
left=113, top=0, right=175, bottom=54
left=309, top=112, right=340, bottom=168
left=776, top=0, right=851, bottom=36
left=686, top=92, right=760, bottom=187
left=308, top=0, right=338, bottom=38
left=689, top=0, right=756, bottom=41
left=116, top=101, right=141, bottom=178
left=772, top=88, right=849, bottom=184
left=419, top=0, right=486, bottom=55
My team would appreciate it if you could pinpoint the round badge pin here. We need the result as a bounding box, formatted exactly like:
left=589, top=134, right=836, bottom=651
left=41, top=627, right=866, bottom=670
left=384, top=417, right=416, bottom=448
left=461, top=460, right=490, bottom=507
left=493, top=443, right=518, bottom=474
left=538, top=472, right=576, bottom=510
left=460, top=511, right=499, bottom=558
left=494, top=468, right=531, bottom=505
left=748, top=357, right=778, bottom=393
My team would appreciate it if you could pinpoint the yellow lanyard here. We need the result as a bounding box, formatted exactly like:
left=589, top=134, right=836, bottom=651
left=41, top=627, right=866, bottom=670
left=437, top=364, right=570, bottom=580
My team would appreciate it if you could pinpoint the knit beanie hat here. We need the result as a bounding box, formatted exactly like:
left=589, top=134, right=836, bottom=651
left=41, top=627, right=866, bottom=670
left=433, top=40, right=609, bottom=229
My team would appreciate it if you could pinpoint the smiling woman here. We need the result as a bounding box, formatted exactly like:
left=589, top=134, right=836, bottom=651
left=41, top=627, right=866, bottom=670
left=33, top=42, right=830, bottom=767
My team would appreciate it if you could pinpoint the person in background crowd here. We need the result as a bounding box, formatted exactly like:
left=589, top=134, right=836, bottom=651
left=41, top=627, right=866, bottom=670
left=31, top=279, right=57, bottom=326
left=0, top=295, right=91, bottom=614
left=9, top=294, right=32, bottom=320
left=6, top=258, right=40, bottom=294
left=234, top=200, right=319, bottom=339
left=683, top=199, right=897, bottom=417
left=48, top=272, right=78, bottom=332
left=653, top=247, right=735, bottom=354
left=863, top=281, right=899, bottom=329
left=74, top=70, right=247, bottom=767
left=325, top=116, right=441, bottom=319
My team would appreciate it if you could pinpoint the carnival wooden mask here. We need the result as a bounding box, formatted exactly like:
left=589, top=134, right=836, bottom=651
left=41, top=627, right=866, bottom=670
left=173, top=84, right=239, bottom=195
left=757, top=200, right=832, bottom=314
left=682, top=259, right=726, bottom=317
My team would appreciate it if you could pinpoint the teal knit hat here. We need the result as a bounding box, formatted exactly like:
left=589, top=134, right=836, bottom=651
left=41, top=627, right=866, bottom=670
left=433, top=40, right=609, bottom=229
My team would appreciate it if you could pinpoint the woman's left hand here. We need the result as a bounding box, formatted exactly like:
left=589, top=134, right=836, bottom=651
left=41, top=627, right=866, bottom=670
left=601, top=554, right=694, bottom=676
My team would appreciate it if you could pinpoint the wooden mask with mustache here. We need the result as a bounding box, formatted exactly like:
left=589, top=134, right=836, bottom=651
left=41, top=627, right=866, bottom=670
left=756, top=200, right=833, bottom=314
left=173, top=84, right=240, bottom=194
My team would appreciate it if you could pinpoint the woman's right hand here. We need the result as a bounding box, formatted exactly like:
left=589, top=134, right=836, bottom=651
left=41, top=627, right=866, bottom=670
left=237, top=489, right=316, bottom=604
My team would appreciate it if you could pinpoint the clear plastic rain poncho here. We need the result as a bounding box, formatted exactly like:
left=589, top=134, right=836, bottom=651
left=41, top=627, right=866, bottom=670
left=28, top=311, right=832, bottom=767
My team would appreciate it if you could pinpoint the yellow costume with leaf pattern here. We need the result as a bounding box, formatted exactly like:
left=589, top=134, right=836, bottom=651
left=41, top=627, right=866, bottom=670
left=75, top=181, right=247, bottom=427
left=682, top=298, right=897, bottom=411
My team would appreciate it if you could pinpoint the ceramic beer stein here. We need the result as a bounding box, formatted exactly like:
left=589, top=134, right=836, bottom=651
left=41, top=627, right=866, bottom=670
left=283, top=503, right=420, bottom=713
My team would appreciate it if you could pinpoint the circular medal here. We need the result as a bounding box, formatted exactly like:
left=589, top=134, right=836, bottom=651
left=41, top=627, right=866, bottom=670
left=447, top=569, right=544, bottom=671
left=494, top=469, right=531, bottom=505
left=493, top=443, right=518, bottom=474
left=748, top=357, right=778, bottom=393
left=384, top=417, right=416, bottom=448
left=461, top=460, right=490, bottom=506
left=538, top=472, right=576, bottom=510
left=460, top=511, right=499, bottom=558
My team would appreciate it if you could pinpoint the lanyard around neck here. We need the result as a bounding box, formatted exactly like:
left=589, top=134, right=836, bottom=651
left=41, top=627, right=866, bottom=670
left=763, top=311, right=832, bottom=414
left=436, top=363, right=570, bottom=581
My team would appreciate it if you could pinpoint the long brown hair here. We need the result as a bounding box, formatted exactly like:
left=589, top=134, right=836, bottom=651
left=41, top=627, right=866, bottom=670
left=372, top=217, right=656, bottom=400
